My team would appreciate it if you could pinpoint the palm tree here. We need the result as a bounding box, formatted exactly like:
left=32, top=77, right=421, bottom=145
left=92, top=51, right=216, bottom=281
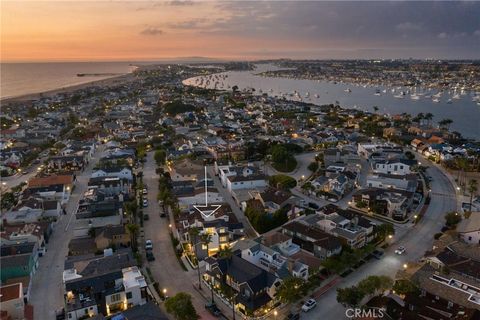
left=468, top=179, right=478, bottom=212
left=188, top=227, right=202, bottom=289
left=126, top=223, right=139, bottom=250
left=439, top=118, right=453, bottom=131
left=456, top=157, right=469, bottom=192
left=218, top=247, right=236, bottom=320
left=424, top=113, right=433, bottom=126
left=200, top=233, right=214, bottom=303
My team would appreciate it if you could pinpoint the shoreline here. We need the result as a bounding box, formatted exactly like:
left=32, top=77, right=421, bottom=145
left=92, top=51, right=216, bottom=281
left=0, top=68, right=141, bottom=104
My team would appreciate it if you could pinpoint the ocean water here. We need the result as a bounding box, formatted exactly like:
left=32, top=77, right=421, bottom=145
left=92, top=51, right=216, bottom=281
left=184, top=64, right=480, bottom=139
left=0, top=62, right=137, bottom=99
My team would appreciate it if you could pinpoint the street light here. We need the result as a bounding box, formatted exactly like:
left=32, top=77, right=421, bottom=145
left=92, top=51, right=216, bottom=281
left=403, top=263, right=408, bottom=269
left=168, top=224, right=172, bottom=228
left=388, top=235, right=393, bottom=239
left=273, top=310, right=278, bottom=319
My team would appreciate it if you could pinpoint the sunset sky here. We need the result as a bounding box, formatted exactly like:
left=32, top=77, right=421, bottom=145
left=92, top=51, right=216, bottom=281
left=2, top=1, right=480, bottom=62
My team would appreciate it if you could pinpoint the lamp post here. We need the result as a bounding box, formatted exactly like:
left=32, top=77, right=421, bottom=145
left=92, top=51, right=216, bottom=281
left=273, top=310, right=278, bottom=320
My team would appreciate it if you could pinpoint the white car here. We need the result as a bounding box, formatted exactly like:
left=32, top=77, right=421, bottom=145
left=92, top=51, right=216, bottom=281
left=395, top=246, right=406, bottom=255
left=142, top=188, right=148, bottom=195
left=145, top=240, right=153, bottom=250
left=143, top=199, right=148, bottom=207
left=301, top=299, right=317, bottom=312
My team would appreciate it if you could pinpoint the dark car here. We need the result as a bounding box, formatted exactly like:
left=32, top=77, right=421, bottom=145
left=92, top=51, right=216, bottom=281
left=160, top=212, right=166, bottom=218
left=372, top=249, right=384, bottom=260
left=143, top=214, right=149, bottom=221
left=285, top=312, right=300, bottom=320
left=308, top=202, right=319, bottom=210
left=146, top=251, right=155, bottom=261
left=205, top=302, right=221, bottom=317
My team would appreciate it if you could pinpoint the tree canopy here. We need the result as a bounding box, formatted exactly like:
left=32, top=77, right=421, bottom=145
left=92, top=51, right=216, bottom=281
left=268, top=174, right=297, bottom=190
left=165, top=292, right=199, bottom=320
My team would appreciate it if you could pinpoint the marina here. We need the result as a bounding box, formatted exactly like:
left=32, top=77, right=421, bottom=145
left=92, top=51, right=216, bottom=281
left=184, top=64, right=480, bottom=139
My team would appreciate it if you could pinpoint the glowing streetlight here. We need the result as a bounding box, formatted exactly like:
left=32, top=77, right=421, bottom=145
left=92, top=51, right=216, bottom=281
left=403, top=263, right=408, bottom=269
left=163, top=288, right=167, bottom=295
left=273, top=310, right=278, bottom=319
left=168, top=224, right=172, bottom=228
left=388, top=235, right=393, bottom=239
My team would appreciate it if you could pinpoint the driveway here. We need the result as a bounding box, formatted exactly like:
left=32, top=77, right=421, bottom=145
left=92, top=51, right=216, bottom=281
left=29, top=145, right=105, bottom=320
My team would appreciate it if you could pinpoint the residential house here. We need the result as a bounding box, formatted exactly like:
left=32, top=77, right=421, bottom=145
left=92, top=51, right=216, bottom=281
left=62, top=251, right=146, bottom=319
left=282, top=221, right=342, bottom=260
left=91, top=167, right=133, bottom=182
left=234, top=239, right=309, bottom=280
left=94, top=225, right=130, bottom=250
left=373, top=159, right=415, bottom=176
left=203, top=254, right=281, bottom=317
left=0, top=243, right=39, bottom=284
left=456, top=213, right=480, bottom=245
left=0, top=283, right=32, bottom=320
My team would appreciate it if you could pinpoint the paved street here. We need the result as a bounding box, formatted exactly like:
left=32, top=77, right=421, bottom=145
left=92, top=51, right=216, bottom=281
left=29, top=145, right=104, bottom=320
left=306, top=160, right=457, bottom=319
left=1, top=156, right=48, bottom=191
left=142, top=152, right=217, bottom=320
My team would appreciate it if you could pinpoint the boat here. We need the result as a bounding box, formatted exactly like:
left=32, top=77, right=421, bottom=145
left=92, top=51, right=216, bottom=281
left=374, top=89, right=381, bottom=96
left=344, top=88, right=352, bottom=93
left=447, top=99, right=453, bottom=104
left=452, top=93, right=461, bottom=99
left=394, top=94, right=405, bottom=99
left=314, top=94, right=320, bottom=98
left=410, top=94, right=420, bottom=100
left=432, top=98, right=440, bottom=103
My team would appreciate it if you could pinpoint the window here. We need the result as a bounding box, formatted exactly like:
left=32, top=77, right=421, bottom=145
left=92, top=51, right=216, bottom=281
left=126, top=292, right=132, bottom=299
left=110, top=293, right=121, bottom=302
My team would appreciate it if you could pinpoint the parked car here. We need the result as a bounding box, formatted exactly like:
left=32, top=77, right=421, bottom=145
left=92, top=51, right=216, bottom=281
left=145, top=239, right=153, bottom=250
left=146, top=251, right=155, bottom=261
left=143, top=188, right=148, bottom=195
left=143, top=214, right=149, bottom=221
left=143, top=199, right=148, bottom=207
left=372, top=249, right=384, bottom=260
left=205, top=302, right=221, bottom=317
left=160, top=212, right=166, bottom=218
left=301, top=299, right=317, bottom=312
left=285, top=312, right=300, bottom=320
left=395, top=246, right=406, bottom=255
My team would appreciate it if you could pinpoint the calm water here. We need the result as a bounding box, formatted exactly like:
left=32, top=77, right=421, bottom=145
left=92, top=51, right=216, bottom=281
left=0, top=62, right=136, bottom=99
left=184, top=64, right=480, bottom=139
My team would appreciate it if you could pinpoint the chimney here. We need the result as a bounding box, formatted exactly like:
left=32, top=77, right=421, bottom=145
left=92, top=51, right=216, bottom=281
left=287, top=259, right=295, bottom=274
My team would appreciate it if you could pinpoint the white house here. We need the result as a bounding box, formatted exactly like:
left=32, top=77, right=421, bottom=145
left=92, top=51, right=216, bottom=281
left=238, top=239, right=309, bottom=280
left=456, top=214, right=480, bottom=245
left=373, top=159, right=413, bottom=176
left=91, top=167, right=133, bottom=182
left=226, top=175, right=267, bottom=194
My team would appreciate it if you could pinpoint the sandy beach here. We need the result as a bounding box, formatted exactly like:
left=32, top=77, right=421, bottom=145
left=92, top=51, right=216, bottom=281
left=0, top=70, right=139, bottom=104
